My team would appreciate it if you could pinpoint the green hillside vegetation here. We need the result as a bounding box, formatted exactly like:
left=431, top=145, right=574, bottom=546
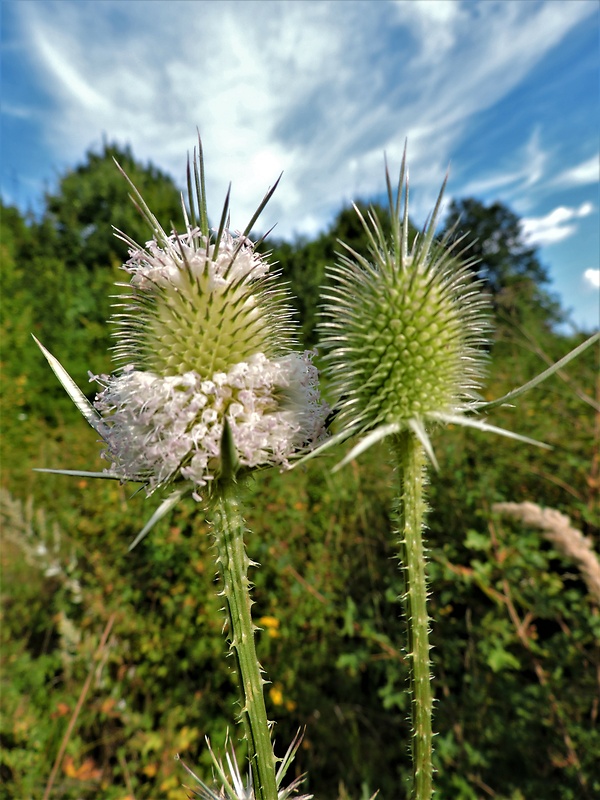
left=1, top=144, right=598, bottom=800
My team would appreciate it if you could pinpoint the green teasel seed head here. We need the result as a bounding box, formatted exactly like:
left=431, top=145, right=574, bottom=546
left=320, top=150, right=492, bottom=445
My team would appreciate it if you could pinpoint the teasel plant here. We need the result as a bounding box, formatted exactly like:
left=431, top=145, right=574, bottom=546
left=33, top=140, right=328, bottom=800
left=302, top=147, right=599, bottom=800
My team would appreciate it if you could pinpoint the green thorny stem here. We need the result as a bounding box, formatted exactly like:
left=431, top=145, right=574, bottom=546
left=211, top=490, right=279, bottom=800
left=392, top=430, right=433, bottom=800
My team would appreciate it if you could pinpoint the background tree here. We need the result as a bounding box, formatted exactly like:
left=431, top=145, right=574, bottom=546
left=442, top=198, right=562, bottom=329
left=1, top=144, right=183, bottom=420
left=43, top=141, right=183, bottom=271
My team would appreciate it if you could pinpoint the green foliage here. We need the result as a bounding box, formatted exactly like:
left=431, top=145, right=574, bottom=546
left=1, top=142, right=182, bottom=423
left=2, top=145, right=598, bottom=800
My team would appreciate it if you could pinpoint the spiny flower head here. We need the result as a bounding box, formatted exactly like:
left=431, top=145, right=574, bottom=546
left=112, top=226, right=295, bottom=378
left=96, top=148, right=328, bottom=497
left=319, top=150, right=492, bottom=466
left=35, top=141, right=329, bottom=538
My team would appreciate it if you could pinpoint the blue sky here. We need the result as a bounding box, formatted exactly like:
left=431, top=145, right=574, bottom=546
left=2, top=0, right=599, bottom=331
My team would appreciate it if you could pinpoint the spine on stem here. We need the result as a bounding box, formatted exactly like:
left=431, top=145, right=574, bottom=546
left=393, top=430, right=434, bottom=800
left=212, top=492, right=279, bottom=800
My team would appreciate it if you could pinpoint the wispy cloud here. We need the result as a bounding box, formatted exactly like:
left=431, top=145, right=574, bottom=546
left=454, top=128, right=550, bottom=203
left=521, top=202, right=595, bottom=246
left=1, top=103, right=34, bottom=120
left=554, top=155, right=600, bottom=188
left=12, top=0, right=596, bottom=237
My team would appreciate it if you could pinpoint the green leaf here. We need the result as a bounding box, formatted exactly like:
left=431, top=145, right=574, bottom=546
left=486, top=646, right=521, bottom=673
left=464, top=529, right=491, bottom=552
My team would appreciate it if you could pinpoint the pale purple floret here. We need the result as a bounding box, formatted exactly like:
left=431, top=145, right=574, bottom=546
left=92, top=351, right=329, bottom=499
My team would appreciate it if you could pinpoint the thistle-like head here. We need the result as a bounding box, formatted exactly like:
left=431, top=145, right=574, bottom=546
left=111, top=207, right=296, bottom=379
left=92, top=146, right=329, bottom=498
left=319, top=149, right=492, bottom=466
left=35, top=141, right=329, bottom=526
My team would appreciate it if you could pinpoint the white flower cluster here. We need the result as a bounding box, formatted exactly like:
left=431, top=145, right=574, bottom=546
left=124, top=229, right=269, bottom=292
left=92, top=351, right=329, bottom=499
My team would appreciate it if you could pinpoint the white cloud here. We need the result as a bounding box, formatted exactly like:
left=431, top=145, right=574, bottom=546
left=583, top=269, right=600, bottom=289
left=554, top=155, right=600, bottom=187
left=521, top=202, right=595, bottom=246
left=34, top=29, right=110, bottom=112
left=11, top=0, right=597, bottom=237
left=392, top=0, right=464, bottom=63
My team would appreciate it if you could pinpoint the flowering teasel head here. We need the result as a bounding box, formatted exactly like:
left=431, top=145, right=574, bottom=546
left=35, top=142, right=329, bottom=543
left=316, top=149, right=551, bottom=468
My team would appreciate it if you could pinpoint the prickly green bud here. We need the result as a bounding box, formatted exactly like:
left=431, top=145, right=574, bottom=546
left=319, top=152, right=491, bottom=464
